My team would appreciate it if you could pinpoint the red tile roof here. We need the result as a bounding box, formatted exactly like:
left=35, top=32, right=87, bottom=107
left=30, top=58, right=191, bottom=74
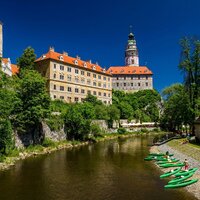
left=36, top=50, right=112, bottom=76
left=107, top=66, right=153, bottom=75
left=11, top=64, right=19, bottom=75
left=2, top=58, right=9, bottom=64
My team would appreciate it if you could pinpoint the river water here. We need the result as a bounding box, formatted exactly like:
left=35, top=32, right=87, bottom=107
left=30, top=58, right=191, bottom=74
left=0, top=136, right=197, bottom=200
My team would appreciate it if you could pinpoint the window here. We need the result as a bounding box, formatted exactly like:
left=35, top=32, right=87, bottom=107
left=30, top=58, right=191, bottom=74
left=138, top=83, right=140, bottom=87
left=53, top=95, right=56, bottom=99
left=87, top=79, right=91, bottom=85
left=93, top=74, right=96, bottom=78
left=146, top=76, right=148, bottom=80
left=104, top=101, right=107, bottom=104
left=67, top=75, right=72, bottom=81
left=108, top=93, right=110, bottom=97
left=131, top=83, right=133, bottom=86
left=146, top=82, right=148, bottom=86
left=93, top=91, right=96, bottom=95
left=124, top=83, right=126, bottom=86
left=124, top=77, right=126, bottom=80
left=60, top=65, right=64, bottom=70
left=53, top=85, right=56, bottom=90
left=74, top=97, right=79, bottom=102
left=81, top=98, right=85, bottom=102
left=116, top=83, right=119, bottom=87
left=116, top=77, right=119, bottom=80
left=98, top=82, right=101, bottom=87
left=108, top=77, right=110, bottom=81
left=138, top=75, right=140, bottom=80
left=68, top=87, right=72, bottom=92
left=87, top=72, right=91, bottom=77
left=93, top=82, right=97, bottom=86
left=75, top=88, right=79, bottom=93
left=54, top=64, right=56, bottom=69
left=75, top=77, right=79, bottom=83
left=104, top=93, right=106, bottom=97
left=81, top=71, right=85, bottom=75
left=75, top=69, right=79, bottom=74
left=60, top=96, right=64, bottom=99
left=87, top=90, right=91, bottom=94
left=103, top=83, right=106, bottom=88
left=103, top=76, right=106, bottom=81
left=98, top=75, right=101, bottom=79
left=98, top=92, right=101, bottom=96
left=60, top=86, right=64, bottom=91
left=67, top=67, right=71, bottom=72
left=81, top=89, right=85, bottom=94
left=60, top=75, right=64, bottom=80
left=108, top=83, right=110, bottom=88
left=81, top=78, right=85, bottom=84
left=53, top=74, right=56, bottom=79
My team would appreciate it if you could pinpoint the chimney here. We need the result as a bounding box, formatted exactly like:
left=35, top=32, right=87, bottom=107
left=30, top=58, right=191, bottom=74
left=0, top=21, right=3, bottom=58
left=76, top=55, right=81, bottom=60
left=87, top=59, right=92, bottom=64
left=63, top=51, right=68, bottom=56
left=49, top=46, right=54, bottom=52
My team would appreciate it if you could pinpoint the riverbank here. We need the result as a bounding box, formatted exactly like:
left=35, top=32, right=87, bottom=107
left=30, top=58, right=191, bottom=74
left=0, top=131, right=162, bottom=171
left=150, top=138, right=200, bottom=200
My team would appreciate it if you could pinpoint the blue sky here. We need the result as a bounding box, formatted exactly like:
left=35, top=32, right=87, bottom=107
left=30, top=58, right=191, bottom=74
left=1, top=0, right=200, bottom=92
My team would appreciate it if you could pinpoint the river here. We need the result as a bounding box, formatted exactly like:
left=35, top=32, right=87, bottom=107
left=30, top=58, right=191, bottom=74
left=0, top=136, right=197, bottom=200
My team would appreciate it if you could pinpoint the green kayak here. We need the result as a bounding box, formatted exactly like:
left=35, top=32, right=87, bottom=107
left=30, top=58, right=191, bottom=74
left=168, top=172, right=194, bottom=184
left=159, top=162, right=185, bottom=168
left=164, top=179, right=198, bottom=189
left=157, top=159, right=179, bottom=165
left=175, top=168, right=198, bottom=177
left=160, top=167, right=181, bottom=179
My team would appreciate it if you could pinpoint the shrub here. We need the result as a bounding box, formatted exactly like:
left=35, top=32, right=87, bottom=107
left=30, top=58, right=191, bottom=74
left=90, top=124, right=102, bottom=137
left=42, top=138, right=55, bottom=147
left=117, top=127, right=127, bottom=134
left=141, top=128, right=149, bottom=133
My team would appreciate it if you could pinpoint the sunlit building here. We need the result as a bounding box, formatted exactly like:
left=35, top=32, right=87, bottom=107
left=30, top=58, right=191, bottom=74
left=35, top=47, right=112, bottom=104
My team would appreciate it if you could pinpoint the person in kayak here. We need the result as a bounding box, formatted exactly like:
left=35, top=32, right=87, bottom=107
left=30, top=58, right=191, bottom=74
left=184, top=159, right=189, bottom=171
left=164, top=151, right=171, bottom=161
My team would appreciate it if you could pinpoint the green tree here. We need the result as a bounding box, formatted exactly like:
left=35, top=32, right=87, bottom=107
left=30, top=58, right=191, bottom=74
left=161, top=83, right=192, bottom=131
left=17, top=47, right=36, bottom=72
left=64, top=105, right=91, bottom=140
left=13, top=70, right=50, bottom=134
left=94, top=104, right=109, bottom=120
left=0, top=120, right=13, bottom=155
left=179, top=37, right=200, bottom=131
left=84, top=94, right=102, bottom=106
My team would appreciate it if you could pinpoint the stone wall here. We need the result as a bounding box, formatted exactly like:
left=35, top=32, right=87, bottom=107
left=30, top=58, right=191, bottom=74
left=14, top=121, right=66, bottom=149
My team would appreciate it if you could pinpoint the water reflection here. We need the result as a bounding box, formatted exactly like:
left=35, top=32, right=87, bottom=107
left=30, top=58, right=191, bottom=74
left=0, top=136, right=197, bottom=200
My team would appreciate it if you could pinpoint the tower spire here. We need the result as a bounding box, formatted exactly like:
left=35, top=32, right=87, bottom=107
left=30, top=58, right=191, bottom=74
left=125, top=27, right=139, bottom=66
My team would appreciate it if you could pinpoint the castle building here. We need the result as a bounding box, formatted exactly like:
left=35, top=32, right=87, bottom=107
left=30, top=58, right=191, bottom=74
left=107, top=31, right=153, bottom=92
left=35, top=47, right=112, bottom=104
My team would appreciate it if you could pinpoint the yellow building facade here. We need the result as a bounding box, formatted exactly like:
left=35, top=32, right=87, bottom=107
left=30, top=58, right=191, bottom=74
left=35, top=47, right=112, bottom=104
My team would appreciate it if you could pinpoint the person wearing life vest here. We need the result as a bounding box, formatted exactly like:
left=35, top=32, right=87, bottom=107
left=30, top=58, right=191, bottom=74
left=184, top=159, right=189, bottom=171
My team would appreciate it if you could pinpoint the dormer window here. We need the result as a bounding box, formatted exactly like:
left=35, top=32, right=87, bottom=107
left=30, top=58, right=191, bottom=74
left=74, top=60, right=78, bottom=65
left=42, top=54, right=46, bottom=59
left=92, top=65, right=96, bottom=70
left=103, top=68, right=106, bottom=73
left=84, top=63, right=87, bottom=68
left=59, top=55, right=64, bottom=61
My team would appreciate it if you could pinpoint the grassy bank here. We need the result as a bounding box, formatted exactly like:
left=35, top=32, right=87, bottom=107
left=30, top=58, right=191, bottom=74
left=166, top=138, right=200, bottom=161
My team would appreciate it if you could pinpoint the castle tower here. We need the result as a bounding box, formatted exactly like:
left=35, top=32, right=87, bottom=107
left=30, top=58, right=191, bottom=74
left=125, top=30, right=139, bottom=66
left=0, top=21, right=2, bottom=58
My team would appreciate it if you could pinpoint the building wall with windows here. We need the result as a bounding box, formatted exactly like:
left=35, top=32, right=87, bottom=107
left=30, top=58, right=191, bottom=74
left=107, top=66, right=153, bottom=92
left=35, top=47, right=112, bottom=104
